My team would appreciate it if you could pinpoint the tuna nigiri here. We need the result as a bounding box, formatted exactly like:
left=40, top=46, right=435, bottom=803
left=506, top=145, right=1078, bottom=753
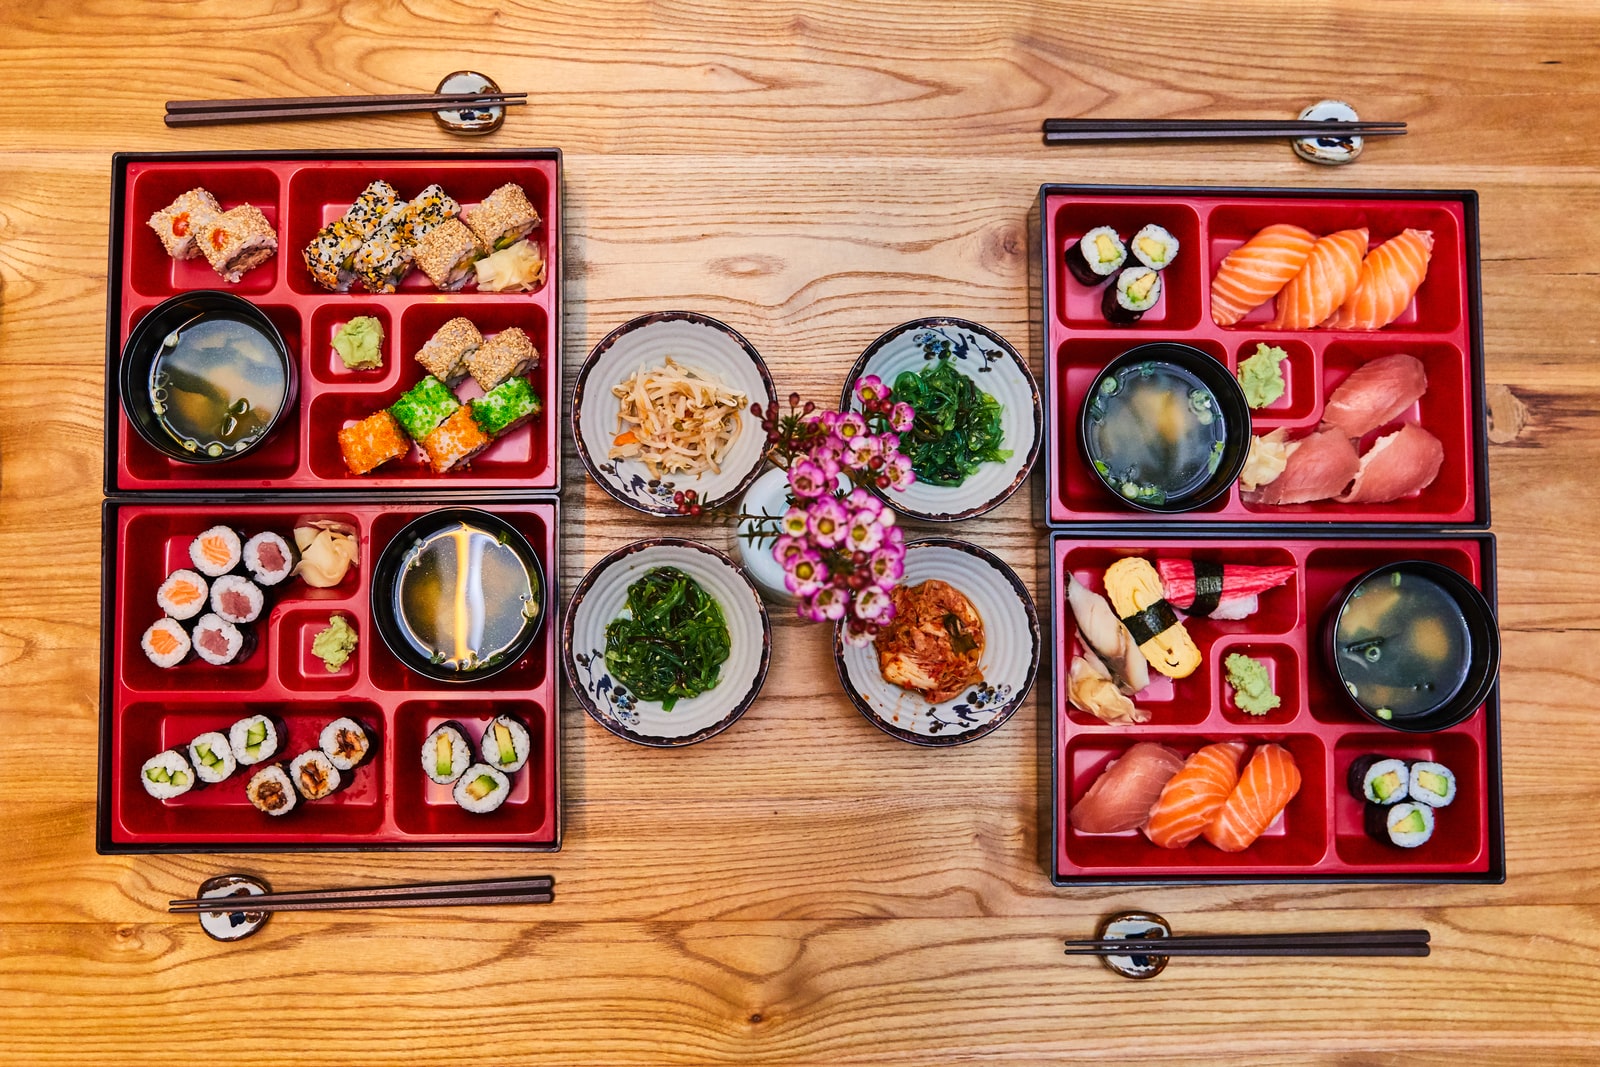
left=1145, top=742, right=1248, bottom=849
left=1156, top=559, right=1296, bottom=620
left=1324, top=229, right=1435, bottom=330
left=1210, top=224, right=1317, bottom=327
left=1337, top=423, right=1446, bottom=504
left=1252, top=429, right=1360, bottom=505
left=1069, top=742, right=1186, bottom=835
left=1269, top=228, right=1368, bottom=331
left=1320, top=353, right=1428, bottom=439
left=1204, top=743, right=1302, bottom=853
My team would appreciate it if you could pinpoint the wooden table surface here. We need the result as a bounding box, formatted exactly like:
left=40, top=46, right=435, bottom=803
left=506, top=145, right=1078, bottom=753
left=4, top=1, right=1599, bottom=1062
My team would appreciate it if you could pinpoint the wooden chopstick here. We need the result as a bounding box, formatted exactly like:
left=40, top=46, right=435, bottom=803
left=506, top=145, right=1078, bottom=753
left=167, top=91, right=526, bottom=113
left=164, top=98, right=526, bottom=128
left=169, top=875, right=552, bottom=911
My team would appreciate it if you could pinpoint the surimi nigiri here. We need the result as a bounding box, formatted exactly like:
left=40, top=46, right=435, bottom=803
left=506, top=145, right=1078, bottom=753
left=1324, top=229, right=1435, bottom=330
left=1145, top=742, right=1248, bottom=849
left=1210, top=224, right=1317, bottom=326
left=1269, top=228, right=1368, bottom=330
left=1204, top=743, right=1302, bottom=853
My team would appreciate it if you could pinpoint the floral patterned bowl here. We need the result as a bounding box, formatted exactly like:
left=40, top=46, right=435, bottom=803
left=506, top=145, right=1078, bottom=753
left=833, top=538, right=1039, bottom=746
left=563, top=537, right=772, bottom=747
left=839, top=317, right=1040, bottom=522
left=573, top=311, right=778, bottom=516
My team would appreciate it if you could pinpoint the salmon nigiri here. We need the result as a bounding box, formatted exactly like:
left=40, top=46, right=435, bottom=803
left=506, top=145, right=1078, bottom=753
left=1324, top=229, right=1434, bottom=330
left=1204, top=743, right=1302, bottom=853
left=1144, top=742, right=1248, bottom=849
left=1210, top=224, right=1317, bottom=327
left=1269, top=228, right=1368, bottom=330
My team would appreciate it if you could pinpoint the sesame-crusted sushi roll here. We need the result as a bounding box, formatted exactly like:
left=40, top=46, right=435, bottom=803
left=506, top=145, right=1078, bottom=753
left=463, top=183, right=541, bottom=251
left=189, top=525, right=242, bottom=577
left=421, top=407, right=491, bottom=473
left=187, top=731, right=237, bottom=784
left=414, top=217, right=483, bottom=291
left=141, top=618, right=192, bottom=668
left=389, top=376, right=462, bottom=442
left=466, top=326, right=539, bottom=392
left=242, top=532, right=296, bottom=587
left=141, top=750, right=196, bottom=799
left=289, top=749, right=341, bottom=800
left=340, top=179, right=400, bottom=241
left=319, top=717, right=372, bottom=772
left=470, top=377, right=542, bottom=438
left=400, top=183, right=462, bottom=246
left=197, top=204, right=278, bottom=283
left=148, top=188, right=221, bottom=260
left=353, top=205, right=414, bottom=293
left=210, top=574, right=265, bottom=625
left=423, top=722, right=473, bottom=784
left=337, top=409, right=411, bottom=475
left=191, top=613, right=249, bottom=666
left=246, top=763, right=297, bottom=816
left=414, top=316, right=482, bottom=385
left=230, top=715, right=281, bottom=766
left=156, top=568, right=210, bottom=621
left=303, top=220, right=364, bottom=292
left=453, top=764, right=511, bottom=813
left=480, top=714, right=531, bottom=774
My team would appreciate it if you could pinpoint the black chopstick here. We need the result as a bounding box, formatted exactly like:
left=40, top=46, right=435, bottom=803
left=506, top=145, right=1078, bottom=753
left=169, top=874, right=552, bottom=911
left=1065, top=943, right=1429, bottom=958
left=171, top=891, right=553, bottom=915
left=1043, top=118, right=1404, bottom=132
left=1064, top=929, right=1429, bottom=949
left=167, top=91, right=527, bottom=113
left=164, top=97, right=526, bottom=128
left=1045, top=128, right=1406, bottom=145
left=1064, top=929, right=1429, bottom=957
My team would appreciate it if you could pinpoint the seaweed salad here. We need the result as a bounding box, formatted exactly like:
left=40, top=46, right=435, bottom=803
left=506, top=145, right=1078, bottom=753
left=892, top=355, right=1011, bottom=487
left=604, top=567, right=731, bottom=711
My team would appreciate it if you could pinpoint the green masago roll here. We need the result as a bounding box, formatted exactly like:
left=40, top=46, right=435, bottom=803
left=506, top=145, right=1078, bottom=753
left=470, top=376, right=542, bottom=437
left=389, top=375, right=462, bottom=442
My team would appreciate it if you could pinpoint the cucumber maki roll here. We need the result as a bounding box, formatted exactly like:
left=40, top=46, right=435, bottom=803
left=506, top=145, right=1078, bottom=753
left=1129, top=223, right=1180, bottom=271
left=140, top=750, right=196, bottom=799
left=1408, top=761, right=1456, bottom=808
left=453, top=764, right=511, bottom=813
left=423, top=722, right=473, bottom=784
left=480, top=713, right=531, bottom=773
left=1347, top=755, right=1410, bottom=805
left=246, top=764, right=298, bottom=816
left=1067, top=226, right=1127, bottom=285
left=187, top=731, right=237, bottom=784
left=319, top=717, right=372, bottom=772
left=1367, top=801, right=1435, bottom=848
left=1103, top=266, right=1161, bottom=324
left=230, top=715, right=280, bottom=766
left=289, top=750, right=341, bottom=801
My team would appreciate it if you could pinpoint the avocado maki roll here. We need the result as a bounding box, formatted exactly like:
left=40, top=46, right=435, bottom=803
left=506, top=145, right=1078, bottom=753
left=1067, top=226, right=1127, bottom=285
left=187, top=731, right=237, bottom=784
left=1129, top=223, right=1180, bottom=271
left=480, top=713, right=531, bottom=773
left=1347, top=755, right=1410, bottom=806
left=1103, top=266, right=1161, bottom=324
left=230, top=714, right=281, bottom=766
left=423, top=722, right=473, bottom=784
left=319, top=717, right=372, bottom=772
left=453, top=764, right=511, bottom=813
left=1368, top=801, right=1435, bottom=848
left=246, top=764, right=298, bottom=816
left=140, top=750, right=196, bottom=800
left=1408, top=761, right=1456, bottom=808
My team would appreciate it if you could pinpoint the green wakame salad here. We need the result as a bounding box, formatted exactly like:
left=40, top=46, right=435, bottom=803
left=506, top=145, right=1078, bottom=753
left=892, top=356, right=1011, bottom=487
left=604, top=567, right=731, bottom=711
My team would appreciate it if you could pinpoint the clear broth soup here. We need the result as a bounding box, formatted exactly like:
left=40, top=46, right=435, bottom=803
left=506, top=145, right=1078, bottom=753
left=1086, top=362, right=1226, bottom=507
left=1335, top=570, right=1471, bottom=721
left=149, top=315, right=286, bottom=458
left=396, top=522, right=541, bottom=672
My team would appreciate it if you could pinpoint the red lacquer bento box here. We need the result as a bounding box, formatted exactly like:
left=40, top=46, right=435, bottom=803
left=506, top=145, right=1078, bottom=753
left=103, top=150, right=562, bottom=493
left=1049, top=530, right=1503, bottom=885
left=1036, top=185, right=1488, bottom=527
left=96, top=498, right=562, bottom=852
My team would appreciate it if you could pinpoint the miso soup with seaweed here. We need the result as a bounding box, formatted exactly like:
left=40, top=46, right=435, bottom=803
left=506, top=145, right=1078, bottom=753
left=1334, top=568, right=1471, bottom=722
left=1084, top=361, right=1227, bottom=508
left=149, top=314, right=287, bottom=458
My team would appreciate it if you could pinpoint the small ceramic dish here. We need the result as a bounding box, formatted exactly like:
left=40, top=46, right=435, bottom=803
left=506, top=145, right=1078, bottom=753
left=834, top=538, right=1040, bottom=746
left=573, top=311, right=777, bottom=516
left=563, top=538, right=772, bottom=747
left=839, top=317, right=1041, bottom=522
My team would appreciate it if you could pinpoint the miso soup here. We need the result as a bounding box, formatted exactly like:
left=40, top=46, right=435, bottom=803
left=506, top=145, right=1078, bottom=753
left=1086, top=361, right=1226, bottom=507
left=395, top=522, right=541, bottom=672
left=1335, top=570, right=1471, bottom=721
left=149, top=314, right=286, bottom=458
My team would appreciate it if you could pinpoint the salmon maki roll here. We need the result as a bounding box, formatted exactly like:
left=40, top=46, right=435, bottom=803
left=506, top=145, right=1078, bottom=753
left=1268, top=228, right=1368, bottom=331
left=1210, top=224, right=1316, bottom=326
left=1324, top=229, right=1435, bottom=330
left=1144, top=742, right=1248, bottom=849
left=1204, top=743, right=1302, bottom=853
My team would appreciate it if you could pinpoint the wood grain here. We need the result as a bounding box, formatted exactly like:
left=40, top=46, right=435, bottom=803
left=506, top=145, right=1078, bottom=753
left=4, top=0, right=1600, bottom=1062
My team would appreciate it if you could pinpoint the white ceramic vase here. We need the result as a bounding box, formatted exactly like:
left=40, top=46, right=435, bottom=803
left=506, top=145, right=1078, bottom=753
left=733, top=466, right=797, bottom=605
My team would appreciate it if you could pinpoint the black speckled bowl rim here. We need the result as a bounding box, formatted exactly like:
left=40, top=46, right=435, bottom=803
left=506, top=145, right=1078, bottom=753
left=838, top=317, right=1042, bottom=523
left=832, top=537, right=1041, bottom=747
left=572, top=310, right=778, bottom=518
left=562, top=536, right=773, bottom=748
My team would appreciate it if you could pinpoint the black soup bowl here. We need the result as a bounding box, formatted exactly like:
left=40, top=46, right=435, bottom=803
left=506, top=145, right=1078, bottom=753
left=1078, top=342, right=1250, bottom=514
left=1321, top=559, right=1500, bottom=733
left=372, top=508, right=548, bottom=684
left=120, top=290, right=296, bottom=464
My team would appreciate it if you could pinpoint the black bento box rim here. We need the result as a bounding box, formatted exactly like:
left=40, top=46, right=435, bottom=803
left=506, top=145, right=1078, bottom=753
left=95, top=493, right=565, bottom=855
left=1033, top=183, right=1491, bottom=532
left=101, top=148, right=565, bottom=499
left=1043, top=527, right=1504, bottom=887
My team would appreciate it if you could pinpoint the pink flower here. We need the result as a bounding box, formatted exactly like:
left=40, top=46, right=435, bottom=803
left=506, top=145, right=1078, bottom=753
left=842, top=625, right=876, bottom=648
left=867, top=546, right=905, bottom=585
left=853, top=585, right=892, bottom=622
left=882, top=452, right=915, bottom=488
left=890, top=401, right=915, bottom=432
left=882, top=524, right=906, bottom=548
left=779, top=508, right=809, bottom=538
left=879, top=432, right=900, bottom=454
left=805, top=585, right=849, bottom=622
left=788, top=458, right=829, bottom=499
left=818, top=410, right=842, bottom=432
left=806, top=496, right=849, bottom=549
left=844, top=509, right=885, bottom=553
left=771, top=535, right=807, bottom=569
left=855, top=375, right=887, bottom=406
left=844, top=433, right=882, bottom=469
left=846, top=487, right=881, bottom=514
left=784, top=552, right=829, bottom=598
left=836, top=412, right=867, bottom=441
left=812, top=445, right=843, bottom=482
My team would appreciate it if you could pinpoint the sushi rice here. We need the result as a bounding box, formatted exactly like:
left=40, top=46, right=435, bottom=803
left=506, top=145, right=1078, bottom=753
left=141, top=618, right=191, bottom=668
left=289, top=750, right=341, bottom=801
left=452, top=764, right=511, bottom=813
left=187, top=731, right=237, bottom=784
left=140, top=750, right=196, bottom=799
left=246, top=764, right=298, bottom=816
left=319, top=717, right=371, bottom=771
left=480, top=714, right=531, bottom=773
left=230, top=715, right=280, bottom=766
left=156, top=569, right=210, bottom=620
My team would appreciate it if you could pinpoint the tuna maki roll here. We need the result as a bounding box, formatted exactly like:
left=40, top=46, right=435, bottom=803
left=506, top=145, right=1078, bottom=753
left=421, top=406, right=491, bottom=473
left=1103, top=266, right=1161, bottom=324
left=1367, top=801, right=1435, bottom=848
left=148, top=188, right=221, bottom=260
left=242, top=532, right=296, bottom=587
left=246, top=764, right=298, bottom=816
left=289, top=750, right=341, bottom=800
left=470, top=376, right=542, bottom=438
left=1408, top=761, right=1456, bottom=808
left=414, top=217, right=484, bottom=291
left=463, top=183, right=541, bottom=251
left=480, top=713, right=531, bottom=773
left=141, top=618, right=191, bottom=669
left=414, top=316, right=482, bottom=385
left=319, top=717, right=372, bottom=772
left=230, top=715, right=281, bottom=766
left=197, top=204, right=278, bottom=283
left=191, top=613, right=248, bottom=666
left=156, top=568, right=210, bottom=621
left=140, top=750, right=196, bottom=799
left=465, top=326, right=539, bottom=392
left=1347, top=755, right=1410, bottom=806
left=389, top=376, right=462, bottom=442
left=187, top=731, right=238, bottom=784
left=423, top=722, right=473, bottom=784
left=1129, top=223, right=1180, bottom=271
left=210, top=574, right=265, bottom=625
left=1067, top=225, right=1127, bottom=285
left=190, top=525, right=242, bottom=577
left=453, top=764, right=511, bottom=813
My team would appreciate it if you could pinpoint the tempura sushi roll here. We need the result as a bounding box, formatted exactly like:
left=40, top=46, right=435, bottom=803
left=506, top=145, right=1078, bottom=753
left=466, top=326, right=538, bottom=392
left=480, top=713, right=531, bottom=773
left=1347, top=755, right=1410, bottom=806
left=197, top=204, right=279, bottom=283
left=230, top=715, right=280, bottom=766
left=242, top=532, right=296, bottom=587
left=1129, top=223, right=1180, bottom=271
left=156, top=568, right=210, bottom=621
left=423, top=722, right=473, bottom=784
left=148, top=188, right=221, bottom=260
left=141, top=618, right=191, bottom=669
left=1066, top=225, right=1127, bottom=285
left=421, top=407, right=492, bottom=474
left=189, top=525, right=242, bottom=577
left=463, top=183, right=541, bottom=251
left=340, top=179, right=400, bottom=240
left=289, top=749, right=341, bottom=800
left=246, top=764, right=297, bottom=816
left=319, top=717, right=372, bottom=771
left=338, top=409, right=411, bottom=476
left=414, top=217, right=484, bottom=291
left=191, top=613, right=248, bottom=666
left=400, top=183, right=462, bottom=245
left=1407, top=761, right=1456, bottom=808
left=140, top=750, right=196, bottom=799
left=303, top=220, right=363, bottom=292
left=470, top=377, right=542, bottom=438
left=187, top=731, right=237, bottom=784
left=210, top=574, right=265, bottom=625
left=453, top=764, right=511, bottom=813
left=389, top=376, right=462, bottom=442
left=1367, top=801, right=1435, bottom=848
left=414, top=316, right=482, bottom=385
left=1103, top=266, right=1161, bottom=324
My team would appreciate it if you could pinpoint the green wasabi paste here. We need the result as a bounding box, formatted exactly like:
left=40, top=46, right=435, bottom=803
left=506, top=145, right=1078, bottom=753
left=312, top=614, right=358, bottom=672
left=1236, top=343, right=1289, bottom=409
left=1225, top=652, right=1280, bottom=716
left=332, top=316, right=384, bottom=371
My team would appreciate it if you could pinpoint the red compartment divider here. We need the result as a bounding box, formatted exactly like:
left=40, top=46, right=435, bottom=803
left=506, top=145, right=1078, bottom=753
left=98, top=499, right=561, bottom=852
left=1048, top=531, right=1502, bottom=885
left=106, top=152, right=562, bottom=493
left=1037, top=186, right=1487, bottom=527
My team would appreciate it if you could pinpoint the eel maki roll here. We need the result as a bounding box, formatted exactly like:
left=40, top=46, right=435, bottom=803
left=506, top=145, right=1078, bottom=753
left=242, top=532, right=296, bottom=587
left=1067, top=226, right=1127, bottom=285
left=156, top=569, right=210, bottom=621
left=189, top=526, right=242, bottom=577
left=319, top=717, right=372, bottom=772
left=1103, top=266, right=1161, bottom=324
left=210, top=575, right=265, bottom=625
left=1129, top=223, right=1180, bottom=271
left=230, top=715, right=281, bottom=766
left=141, top=618, right=191, bottom=669
left=1347, top=755, right=1410, bottom=806
left=423, top=722, right=474, bottom=784
left=1367, top=801, right=1435, bottom=848
left=289, top=750, right=341, bottom=801
left=480, top=713, right=531, bottom=773
left=187, top=731, right=237, bottom=784
left=140, top=750, right=195, bottom=799
left=453, top=764, right=511, bottom=813
left=1408, top=761, right=1456, bottom=808
left=246, top=764, right=298, bottom=816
